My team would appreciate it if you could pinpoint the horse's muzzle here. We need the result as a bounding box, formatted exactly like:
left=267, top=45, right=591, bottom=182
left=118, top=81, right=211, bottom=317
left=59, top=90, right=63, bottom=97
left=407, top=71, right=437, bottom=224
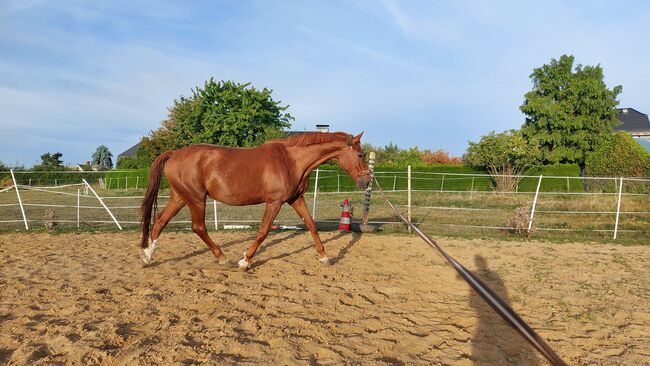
left=357, top=175, right=371, bottom=190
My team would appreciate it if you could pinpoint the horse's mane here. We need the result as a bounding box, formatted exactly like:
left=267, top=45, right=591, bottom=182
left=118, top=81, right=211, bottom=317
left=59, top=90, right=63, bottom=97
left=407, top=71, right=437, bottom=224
left=280, top=132, right=350, bottom=147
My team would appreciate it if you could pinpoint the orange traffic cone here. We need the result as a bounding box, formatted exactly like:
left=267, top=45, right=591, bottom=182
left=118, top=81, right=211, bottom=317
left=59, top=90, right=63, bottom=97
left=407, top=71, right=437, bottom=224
left=338, top=197, right=351, bottom=231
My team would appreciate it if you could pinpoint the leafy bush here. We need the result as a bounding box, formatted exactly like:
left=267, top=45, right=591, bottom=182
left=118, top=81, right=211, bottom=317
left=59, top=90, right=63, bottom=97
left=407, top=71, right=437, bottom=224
left=464, top=130, right=539, bottom=191
left=584, top=132, right=650, bottom=192
left=362, top=143, right=462, bottom=167
left=585, top=132, right=650, bottom=177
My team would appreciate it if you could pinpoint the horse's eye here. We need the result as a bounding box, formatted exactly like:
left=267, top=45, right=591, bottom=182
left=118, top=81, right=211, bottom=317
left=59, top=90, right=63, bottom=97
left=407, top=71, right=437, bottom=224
left=357, top=152, right=363, bottom=158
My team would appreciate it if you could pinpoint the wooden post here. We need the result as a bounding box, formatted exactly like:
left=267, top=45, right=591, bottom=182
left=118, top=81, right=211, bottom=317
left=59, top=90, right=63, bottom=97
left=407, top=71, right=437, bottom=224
left=407, top=165, right=412, bottom=233
left=362, top=152, right=376, bottom=225
left=312, top=168, right=319, bottom=220
left=528, top=175, right=543, bottom=233
left=10, top=169, right=28, bottom=230
left=393, top=175, right=397, bottom=191
left=440, top=174, right=445, bottom=192
left=614, top=177, right=624, bottom=240
left=136, top=176, right=140, bottom=190
left=337, top=174, right=340, bottom=193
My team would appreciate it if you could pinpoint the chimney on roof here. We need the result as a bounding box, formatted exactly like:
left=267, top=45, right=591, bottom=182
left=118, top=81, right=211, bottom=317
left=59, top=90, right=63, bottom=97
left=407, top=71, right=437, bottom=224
left=315, top=124, right=330, bottom=133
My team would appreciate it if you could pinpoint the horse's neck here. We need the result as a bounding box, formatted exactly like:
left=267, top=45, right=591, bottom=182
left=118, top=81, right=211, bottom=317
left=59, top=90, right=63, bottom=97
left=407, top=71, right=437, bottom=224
left=287, top=143, right=343, bottom=177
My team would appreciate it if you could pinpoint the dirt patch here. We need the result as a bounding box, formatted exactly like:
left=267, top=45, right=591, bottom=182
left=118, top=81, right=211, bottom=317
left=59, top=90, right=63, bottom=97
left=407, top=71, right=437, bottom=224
left=0, top=231, right=648, bottom=365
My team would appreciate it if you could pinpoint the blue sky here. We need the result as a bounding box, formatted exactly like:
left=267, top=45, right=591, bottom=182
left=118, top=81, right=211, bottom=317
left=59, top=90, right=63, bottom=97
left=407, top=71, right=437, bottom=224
left=1, top=0, right=649, bottom=167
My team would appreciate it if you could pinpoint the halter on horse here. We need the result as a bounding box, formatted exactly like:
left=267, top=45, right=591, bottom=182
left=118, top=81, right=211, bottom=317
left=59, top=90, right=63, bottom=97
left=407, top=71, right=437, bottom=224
left=140, top=131, right=370, bottom=270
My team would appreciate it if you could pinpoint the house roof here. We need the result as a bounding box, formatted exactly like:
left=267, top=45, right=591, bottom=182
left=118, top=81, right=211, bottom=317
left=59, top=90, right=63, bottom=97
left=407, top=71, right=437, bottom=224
left=117, top=142, right=141, bottom=159
left=615, top=108, right=650, bottom=134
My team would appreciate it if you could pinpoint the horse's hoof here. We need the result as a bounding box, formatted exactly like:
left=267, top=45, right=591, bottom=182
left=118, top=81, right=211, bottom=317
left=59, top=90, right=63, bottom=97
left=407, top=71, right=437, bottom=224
left=216, top=259, right=238, bottom=271
left=318, top=257, right=331, bottom=265
left=238, top=258, right=251, bottom=272
left=141, top=255, right=152, bottom=268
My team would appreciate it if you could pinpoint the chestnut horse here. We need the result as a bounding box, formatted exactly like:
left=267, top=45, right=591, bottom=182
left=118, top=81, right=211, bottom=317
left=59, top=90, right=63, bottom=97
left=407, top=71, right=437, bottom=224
left=139, top=131, right=370, bottom=270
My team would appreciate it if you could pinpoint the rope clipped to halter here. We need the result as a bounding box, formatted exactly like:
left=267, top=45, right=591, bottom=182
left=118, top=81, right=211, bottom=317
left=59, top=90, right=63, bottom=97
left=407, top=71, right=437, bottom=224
left=373, top=177, right=567, bottom=366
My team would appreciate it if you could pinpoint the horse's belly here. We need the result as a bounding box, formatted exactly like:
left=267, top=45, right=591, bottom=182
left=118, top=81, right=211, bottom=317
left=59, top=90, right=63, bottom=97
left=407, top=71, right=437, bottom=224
left=207, top=186, right=266, bottom=206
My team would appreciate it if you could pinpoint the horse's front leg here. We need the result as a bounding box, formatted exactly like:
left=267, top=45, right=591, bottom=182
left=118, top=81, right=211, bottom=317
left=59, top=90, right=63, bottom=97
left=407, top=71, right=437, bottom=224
left=290, top=196, right=329, bottom=264
left=239, top=201, right=282, bottom=270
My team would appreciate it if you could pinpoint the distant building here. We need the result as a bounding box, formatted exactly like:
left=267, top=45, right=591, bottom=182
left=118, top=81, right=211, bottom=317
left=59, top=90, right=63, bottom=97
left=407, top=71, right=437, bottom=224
left=73, top=161, right=106, bottom=171
left=615, top=108, right=650, bottom=152
left=117, top=142, right=141, bottom=161
left=315, top=124, right=330, bottom=133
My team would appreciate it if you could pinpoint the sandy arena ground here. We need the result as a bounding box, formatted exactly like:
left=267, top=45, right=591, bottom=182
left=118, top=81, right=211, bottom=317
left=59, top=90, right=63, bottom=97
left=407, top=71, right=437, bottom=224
left=0, top=231, right=648, bottom=365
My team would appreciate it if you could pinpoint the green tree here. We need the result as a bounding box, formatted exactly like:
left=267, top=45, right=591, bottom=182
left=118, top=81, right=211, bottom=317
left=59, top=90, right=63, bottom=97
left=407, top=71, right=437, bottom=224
left=124, top=79, right=294, bottom=168
left=92, top=145, right=113, bottom=169
left=0, top=161, right=7, bottom=171
left=464, top=130, right=538, bottom=191
left=33, top=152, right=64, bottom=171
left=379, top=142, right=400, bottom=165
left=168, top=79, right=293, bottom=147
left=520, top=55, right=622, bottom=168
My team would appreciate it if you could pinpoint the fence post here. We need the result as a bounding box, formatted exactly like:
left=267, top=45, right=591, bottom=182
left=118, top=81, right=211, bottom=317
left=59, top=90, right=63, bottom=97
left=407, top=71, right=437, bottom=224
left=566, top=177, right=570, bottom=193
left=10, top=169, right=29, bottom=230
left=136, top=176, right=140, bottom=190
left=337, top=174, right=340, bottom=193
left=440, top=174, right=445, bottom=192
left=77, top=189, right=80, bottom=228
left=527, top=175, right=543, bottom=233
left=613, top=177, right=624, bottom=240
left=470, top=177, right=475, bottom=200
left=55, top=179, right=58, bottom=187
left=393, top=175, right=397, bottom=191
left=213, top=199, right=218, bottom=230
left=28, top=178, right=31, bottom=186
left=82, top=179, right=122, bottom=230
left=125, top=176, right=128, bottom=190
left=407, top=165, right=412, bottom=233
left=312, top=168, right=319, bottom=220
left=362, top=152, right=376, bottom=225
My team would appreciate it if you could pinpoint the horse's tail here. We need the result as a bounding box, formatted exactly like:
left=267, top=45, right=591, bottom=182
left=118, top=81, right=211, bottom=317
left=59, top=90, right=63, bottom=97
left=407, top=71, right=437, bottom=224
left=140, top=151, right=171, bottom=249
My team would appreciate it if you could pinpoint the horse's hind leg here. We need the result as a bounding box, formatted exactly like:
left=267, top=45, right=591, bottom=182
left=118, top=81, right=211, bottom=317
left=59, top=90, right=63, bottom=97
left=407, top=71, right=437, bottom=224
left=187, top=200, right=230, bottom=265
left=142, top=191, right=185, bottom=265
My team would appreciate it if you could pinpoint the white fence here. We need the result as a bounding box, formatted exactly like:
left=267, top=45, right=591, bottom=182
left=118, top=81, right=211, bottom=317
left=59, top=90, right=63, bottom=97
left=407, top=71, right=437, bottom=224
left=1, top=169, right=649, bottom=241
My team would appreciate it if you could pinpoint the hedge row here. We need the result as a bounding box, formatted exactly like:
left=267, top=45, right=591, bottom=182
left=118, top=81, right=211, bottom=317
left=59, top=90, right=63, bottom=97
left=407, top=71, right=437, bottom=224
left=0, top=171, right=107, bottom=187
left=0, top=163, right=588, bottom=193
left=310, top=164, right=583, bottom=193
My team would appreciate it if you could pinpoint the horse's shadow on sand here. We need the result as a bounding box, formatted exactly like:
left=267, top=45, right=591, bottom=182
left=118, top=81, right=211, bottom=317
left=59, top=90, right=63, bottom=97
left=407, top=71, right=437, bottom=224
left=148, top=230, right=361, bottom=268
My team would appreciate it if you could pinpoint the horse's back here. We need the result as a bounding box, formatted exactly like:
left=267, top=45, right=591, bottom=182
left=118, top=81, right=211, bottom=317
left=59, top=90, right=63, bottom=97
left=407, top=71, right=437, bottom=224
left=163, top=143, right=293, bottom=205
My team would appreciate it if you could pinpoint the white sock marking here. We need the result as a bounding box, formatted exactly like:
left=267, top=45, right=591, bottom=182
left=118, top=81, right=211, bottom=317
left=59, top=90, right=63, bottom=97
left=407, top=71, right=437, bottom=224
left=238, top=257, right=250, bottom=268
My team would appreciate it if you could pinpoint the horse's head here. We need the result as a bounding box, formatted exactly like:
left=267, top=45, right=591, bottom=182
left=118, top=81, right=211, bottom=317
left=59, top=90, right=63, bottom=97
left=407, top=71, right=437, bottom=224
left=333, top=132, right=371, bottom=190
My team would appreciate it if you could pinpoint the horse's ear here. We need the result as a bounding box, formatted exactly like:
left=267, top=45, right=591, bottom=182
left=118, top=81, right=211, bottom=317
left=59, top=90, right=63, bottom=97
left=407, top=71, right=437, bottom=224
left=353, top=131, right=364, bottom=144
